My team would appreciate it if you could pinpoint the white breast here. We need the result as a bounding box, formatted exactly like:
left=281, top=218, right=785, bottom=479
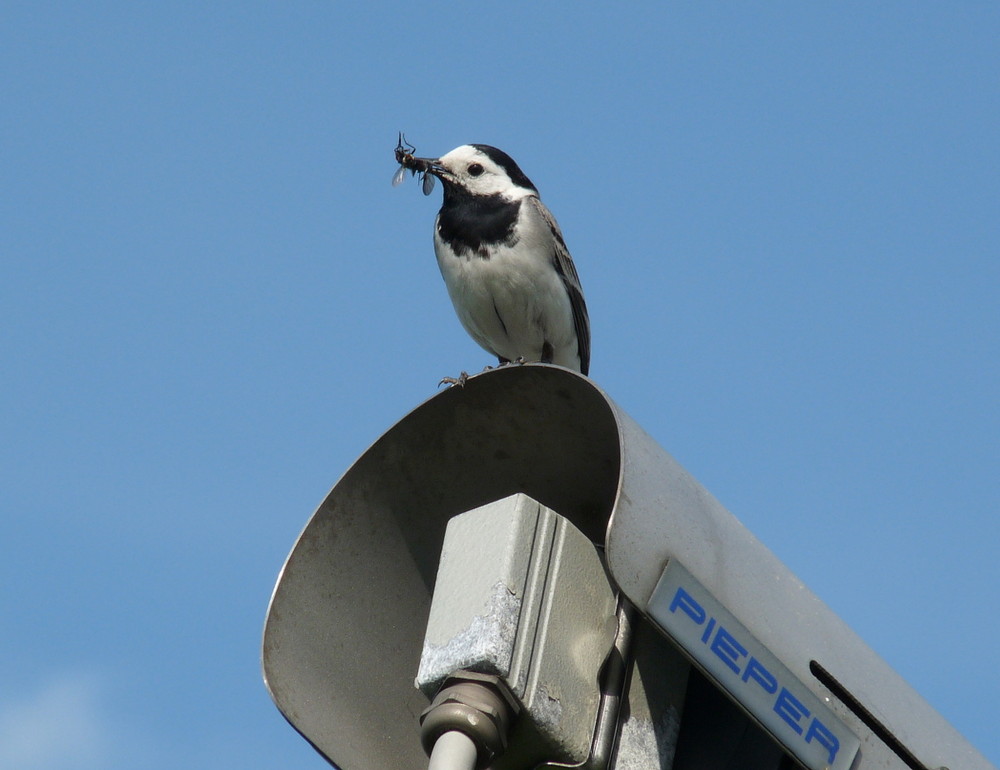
left=433, top=208, right=580, bottom=370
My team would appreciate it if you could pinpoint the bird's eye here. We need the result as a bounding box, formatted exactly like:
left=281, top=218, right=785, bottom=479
left=468, top=163, right=484, bottom=177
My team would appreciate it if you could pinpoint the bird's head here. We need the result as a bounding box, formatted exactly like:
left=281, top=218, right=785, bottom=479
left=410, top=144, right=539, bottom=203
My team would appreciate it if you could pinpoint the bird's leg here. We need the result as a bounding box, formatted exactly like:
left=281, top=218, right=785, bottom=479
left=540, top=341, right=554, bottom=364
left=438, top=371, right=469, bottom=388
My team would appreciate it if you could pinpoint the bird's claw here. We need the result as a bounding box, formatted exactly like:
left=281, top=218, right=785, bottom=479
left=438, top=371, right=470, bottom=388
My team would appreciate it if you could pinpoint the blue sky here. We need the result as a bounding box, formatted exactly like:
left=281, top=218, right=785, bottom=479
left=2, top=2, right=997, bottom=768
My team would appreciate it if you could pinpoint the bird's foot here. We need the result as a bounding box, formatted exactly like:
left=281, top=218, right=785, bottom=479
left=438, top=371, right=469, bottom=388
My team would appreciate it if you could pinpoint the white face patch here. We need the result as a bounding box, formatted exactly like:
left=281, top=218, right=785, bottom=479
left=437, top=145, right=535, bottom=201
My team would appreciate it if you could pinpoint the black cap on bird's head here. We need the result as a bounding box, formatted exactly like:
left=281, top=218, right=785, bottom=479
left=465, top=145, right=537, bottom=193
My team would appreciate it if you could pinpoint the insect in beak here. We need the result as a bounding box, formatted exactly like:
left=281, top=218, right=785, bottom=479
left=392, top=133, right=439, bottom=195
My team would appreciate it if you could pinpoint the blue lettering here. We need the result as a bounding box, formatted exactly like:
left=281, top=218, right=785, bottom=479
left=710, top=626, right=747, bottom=674
left=669, top=587, right=705, bottom=625
left=774, top=688, right=810, bottom=735
left=700, top=617, right=716, bottom=643
left=805, top=719, right=840, bottom=764
left=741, top=657, right=777, bottom=694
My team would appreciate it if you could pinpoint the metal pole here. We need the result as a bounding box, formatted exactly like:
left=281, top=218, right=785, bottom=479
left=427, top=730, right=478, bottom=770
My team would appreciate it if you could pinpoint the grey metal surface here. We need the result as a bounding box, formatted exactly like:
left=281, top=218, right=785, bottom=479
left=416, top=494, right=618, bottom=768
left=416, top=495, right=539, bottom=695
left=609, top=612, right=689, bottom=770
left=262, top=364, right=993, bottom=770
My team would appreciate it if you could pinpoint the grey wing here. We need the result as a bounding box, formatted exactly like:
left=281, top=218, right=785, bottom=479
left=527, top=196, right=591, bottom=375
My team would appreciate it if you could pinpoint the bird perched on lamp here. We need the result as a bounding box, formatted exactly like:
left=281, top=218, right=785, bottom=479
left=394, top=140, right=590, bottom=378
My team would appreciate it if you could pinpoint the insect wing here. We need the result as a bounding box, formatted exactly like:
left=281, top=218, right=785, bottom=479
left=392, top=164, right=407, bottom=187
left=421, top=172, right=436, bottom=195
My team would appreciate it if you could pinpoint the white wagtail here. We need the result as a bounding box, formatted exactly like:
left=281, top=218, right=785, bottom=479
left=394, top=141, right=590, bottom=376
